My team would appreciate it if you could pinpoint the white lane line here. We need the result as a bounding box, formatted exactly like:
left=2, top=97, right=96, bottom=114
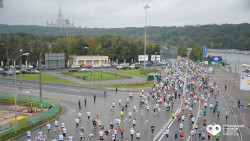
left=153, top=102, right=182, bottom=141
left=123, top=118, right=127, bottom=122
left=187, top=136, right=190, bottom=141
left=158, top=108, right=181, bottom=141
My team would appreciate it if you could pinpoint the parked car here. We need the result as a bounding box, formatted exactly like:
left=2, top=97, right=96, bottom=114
left=15, top=65, right=20, bottom=69
left=5, top=69, right=15, bottom=75
left=28, top=65, right=34, bottom=69
left=92, top=64, right=101, bottom=68
left=30, top=69, right=39, bottom=74
left=9, top=65, right=14, bottom=69
left=117, top=65, right=123, bottom=70
left=22, top=69, right=30, bottom=74
left=79, top=68, right=90, bottom=72
left=69, top=68, right=78, bottom=72
left=82, top=65, right=91, bottom=69
left=102, top=63, right=111, bottom=68
left=130, top=63, right=142, bottom=69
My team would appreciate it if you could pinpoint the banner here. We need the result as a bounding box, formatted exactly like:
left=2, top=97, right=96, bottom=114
left=151, top=55, right=160, bottom=61
left=203, top=45, right=207, bottom=57
left=240, top=76, right=250, bottom=90
left=210, top=56, right=222, bottom=62
left=138, top=55, right=148, bottom=61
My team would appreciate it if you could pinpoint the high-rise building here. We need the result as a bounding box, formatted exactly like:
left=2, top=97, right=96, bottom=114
left=46, top=8, right=74, bottom=27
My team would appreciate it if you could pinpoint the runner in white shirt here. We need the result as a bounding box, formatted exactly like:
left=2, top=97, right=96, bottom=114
left=61, top=122, right=65, bottom=130
left=87, top=111, right=91, bottom=121
left=54, top=120, right=58, bottom=131
left=179, top=122, right=184, bottom=130
left=27, top=130, right=31, bottom=139
left=128, top=112, right=132, bottom=120
left=99, top=130, right=104, bottom=140
left=46, top=122, right=51, bottom=133
left=59, top=133, right=64, bottom=141
left=38, top=130, right=42, bottom=138
left=165, top=128, right=170, bottom=138
left=62, top=127, right=66, bottom=138
left=75, top=117, right=79, bottom=128
left=78, top=112, right=82, bottom=121
left=68, top=134, right=73, bottom=141
left=136, top=131, right=140, bottom=140
left=130, top=128, right=134, bottom=140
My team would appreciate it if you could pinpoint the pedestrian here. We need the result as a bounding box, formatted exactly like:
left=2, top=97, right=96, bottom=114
left=84, top=98, right=87, bottom=107
left=198, top=128, right=202, bottom=138
left=225, top=84, right=227, bottom=90
left=130, top=128, right=134, bottom=140
left=54, top=120, right=58, bottom=132
left=46, top=122, right=51, bottom=133
left=120, top=127, right=125, bottom=139
left=151, top=124, right=155, bottom=135
left=145, top=120, right=148, bottom=129
left=27, top=130, right=31, bottom=139
left=78, top=111, right=82, bottom=122
left=238, top=99, right=240, bottom=107
left=104, top=130, right=109, bottom=140
left=226, top=111, right=228, bottom=120
left=87, top=111, right=90, bottom=121
left=99, top=129, right=104, bottom=140
left=94, top=94, right=96, bottom=102
left=133, top=118, right=136, bottom=128
left=112, top=101, right=116, bottom=109
left=38, top=129, right=43, bottom=139
left=180, top=130, right=184, bottom=140
left=75, top=117, right=79, bottom=128
left=68, top=134, right=73, bottom=141
left=62, top=127, right=66, bottom=138
left=88, top=132, right=94, bottom=141
left=215, top=133, right=220, bottom=141
left=201, top=131, right=205, bottom=141
left=59, top=133, right=64, bottom=141
left=136, top=131, right=140, bottom=141
left=208, top=132, right=211, bottom=140
left=79, top=100, right=81, bottom=109
left=174, top=129, right=179, bottom=140
left=217, top=109, right=220, bottom=117
left=165, top=128, right=169, bottom=139
left=43, top=135, right=47, bottom=141
left=80, top=131, right=84, bottom=141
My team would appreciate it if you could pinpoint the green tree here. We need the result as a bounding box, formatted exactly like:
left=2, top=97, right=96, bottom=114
left=189, top=44, right=203, bottom=61
left=177, top=43, right=188, bottom=57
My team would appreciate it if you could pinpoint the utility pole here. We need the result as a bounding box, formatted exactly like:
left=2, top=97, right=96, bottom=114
left=143, top=5, right=150, bottom=69
left=39, top=55, right=42, bottom=106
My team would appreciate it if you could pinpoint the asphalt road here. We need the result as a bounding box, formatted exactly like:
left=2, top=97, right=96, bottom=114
left=0, top=69, right=241, bottom=141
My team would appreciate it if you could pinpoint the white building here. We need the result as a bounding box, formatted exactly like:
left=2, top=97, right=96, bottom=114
left=46, top=8, right=74, bottom=27
left=70, top=55, right=109, bottom=65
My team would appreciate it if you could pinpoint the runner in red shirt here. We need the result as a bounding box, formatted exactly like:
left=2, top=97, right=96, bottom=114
left=180, top=130, right=184, bottom=140
left=120, top=127, right=125, bottom=139
left=214, top=94, right=217, bottom=100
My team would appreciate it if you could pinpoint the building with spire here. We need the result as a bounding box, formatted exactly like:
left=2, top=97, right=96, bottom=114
left=46, top=8, right=74, bottom=27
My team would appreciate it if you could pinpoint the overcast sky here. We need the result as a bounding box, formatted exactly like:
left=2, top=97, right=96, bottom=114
left=0, top=0, right=249, bottom=28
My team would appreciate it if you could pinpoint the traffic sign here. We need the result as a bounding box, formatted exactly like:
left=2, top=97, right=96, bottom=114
left=239, top=105, right=244, bottom=109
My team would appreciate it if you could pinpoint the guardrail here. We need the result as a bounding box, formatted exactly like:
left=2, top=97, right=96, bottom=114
left=0, top=91, right=59, bottom=137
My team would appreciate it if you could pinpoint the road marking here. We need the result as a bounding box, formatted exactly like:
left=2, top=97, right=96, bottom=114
left=123, top=118, right=127, bottom=122
left=153, top=102, right=182, bottom=141
left=158, top=108, right=181, bottom=141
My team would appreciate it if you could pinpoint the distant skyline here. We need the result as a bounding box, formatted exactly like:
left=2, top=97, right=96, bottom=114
left=0, top=0, right=249, bottom=28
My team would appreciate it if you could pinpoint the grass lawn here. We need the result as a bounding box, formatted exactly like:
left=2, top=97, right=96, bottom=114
left=69, top=71, right=126, bottom=81
left=13, top=74, right=79, bottom=85
left=111, top=69, right=161, bottom=78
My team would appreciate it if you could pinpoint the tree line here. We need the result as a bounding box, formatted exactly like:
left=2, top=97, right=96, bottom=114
left=0, top=23, right=249, bottom=51
left=0, top=34, right=162, bottom=65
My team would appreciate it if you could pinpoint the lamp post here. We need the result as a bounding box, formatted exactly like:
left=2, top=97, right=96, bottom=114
left=85, top=47, right=93, bottom=90
left=65, top=19, right=69, bottom=39
left=20, top=49, right=23, bottom=95
left=14, top=51, right=29, bottom=133
left=143, top=5, right=150, bottom=69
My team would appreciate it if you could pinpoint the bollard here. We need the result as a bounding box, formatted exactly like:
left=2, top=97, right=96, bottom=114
left=104, top=91, right=106, bottom=97
left=116, top=86, right=118, bottom=94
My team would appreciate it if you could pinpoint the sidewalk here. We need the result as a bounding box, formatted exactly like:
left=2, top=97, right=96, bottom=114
left=210, top=67, right=250, bottom=140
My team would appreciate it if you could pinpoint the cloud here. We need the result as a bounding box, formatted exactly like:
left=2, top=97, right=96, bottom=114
left=0, top=0, right=249, bottom=28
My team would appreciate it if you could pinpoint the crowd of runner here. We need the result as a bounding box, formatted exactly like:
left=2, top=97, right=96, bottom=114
left=25, top=58, right=227, bottom=141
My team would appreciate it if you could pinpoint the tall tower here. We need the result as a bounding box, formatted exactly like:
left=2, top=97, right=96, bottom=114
left=56, top=8, right=64, bottom=27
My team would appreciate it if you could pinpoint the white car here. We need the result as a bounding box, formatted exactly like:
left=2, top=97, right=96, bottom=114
left=117, top=65, right=123, bottom=70
left=92, top=64, right=101, bottom=68
left=102, top=63, right=111, bottom=68
left=28, top=65, right=33, bottom=69
left=80, top=68, right=90, bottom=72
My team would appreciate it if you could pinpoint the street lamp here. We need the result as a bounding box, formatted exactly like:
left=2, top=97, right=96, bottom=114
left=85, top=47, right=93, bottom=90
left=14, top=51, right=29, bottom=133
left=65, top=19, right=70, bottom=38
left=143, top=5, right=150, bottom=69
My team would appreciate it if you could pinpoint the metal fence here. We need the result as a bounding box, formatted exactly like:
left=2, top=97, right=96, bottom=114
left=0, top=91, right=60, bottom=137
